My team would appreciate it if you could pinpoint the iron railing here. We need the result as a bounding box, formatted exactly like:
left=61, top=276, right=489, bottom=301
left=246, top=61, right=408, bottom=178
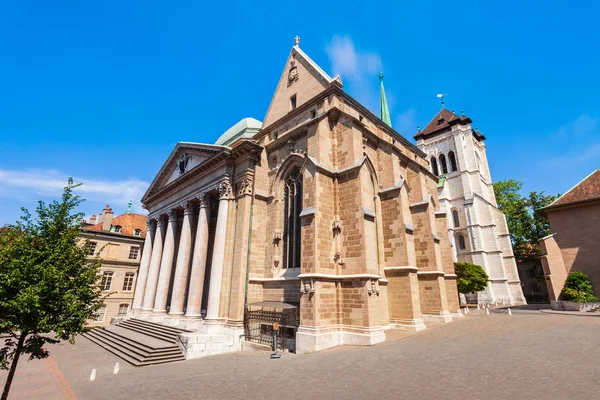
left=244, top=303, right=299, bottom=352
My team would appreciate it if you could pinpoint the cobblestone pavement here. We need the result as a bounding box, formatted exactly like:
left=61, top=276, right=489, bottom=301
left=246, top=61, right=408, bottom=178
left=3, top=312, right=600, bottom=400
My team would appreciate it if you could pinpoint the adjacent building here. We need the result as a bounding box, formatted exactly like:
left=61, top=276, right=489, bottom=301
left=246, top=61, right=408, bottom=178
left=538, top=170, right=600, bottom=301
left=130, top=39, right=462, bottom=358
left=415, top=109, right=525, bottom=305
left=81, top=205, right=147, bottom=326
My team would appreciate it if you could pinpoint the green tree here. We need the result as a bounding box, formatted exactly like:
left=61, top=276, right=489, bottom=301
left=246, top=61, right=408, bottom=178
left=559, top=271, right=598, bottom=302
left=0, top=179, right=104, bottom=400
left=454, top=262, right=489, bottom=295
left=493, top=179, right=558, bottom=264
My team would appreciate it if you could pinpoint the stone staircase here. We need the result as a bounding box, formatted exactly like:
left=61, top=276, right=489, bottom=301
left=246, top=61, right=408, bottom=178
left=83, top=318, right=189, bottom=366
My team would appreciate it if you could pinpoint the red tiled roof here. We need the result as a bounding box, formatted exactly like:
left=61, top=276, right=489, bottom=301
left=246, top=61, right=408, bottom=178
left=544, top=170, right=600, bottom=210
left=81, top=213, right=148, bottom=238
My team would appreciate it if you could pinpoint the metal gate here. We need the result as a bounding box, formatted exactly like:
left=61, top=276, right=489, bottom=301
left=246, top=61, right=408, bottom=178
left=244, top=302, right=299, bottom=352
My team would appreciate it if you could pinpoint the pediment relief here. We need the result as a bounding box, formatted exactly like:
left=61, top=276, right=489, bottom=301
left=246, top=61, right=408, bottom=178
left=142, top=143, right=228, bottom=202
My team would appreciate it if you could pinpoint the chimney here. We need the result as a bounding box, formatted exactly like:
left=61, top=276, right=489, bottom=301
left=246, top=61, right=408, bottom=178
left=100, top=205, right=113, bottom=231
left=89, top=214, right=97, bottom=225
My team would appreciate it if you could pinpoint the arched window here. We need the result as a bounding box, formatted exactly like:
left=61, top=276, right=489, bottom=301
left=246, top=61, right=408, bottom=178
left=431, top=157, right=439, bottom=176
left=449, top=151, right=458, bottom=172
left=457, top=234, right=466, bottom=250
left=452, top=210, right=460, bottom=228
left=282, top=166, right=302, bottom=269
left=439, top=154, right=448, bottom=175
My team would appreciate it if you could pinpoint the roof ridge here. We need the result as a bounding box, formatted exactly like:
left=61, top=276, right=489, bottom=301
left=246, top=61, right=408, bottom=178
left=292, top=45, right=333, bottom=83
left=545, top=169, right=600, bottom=208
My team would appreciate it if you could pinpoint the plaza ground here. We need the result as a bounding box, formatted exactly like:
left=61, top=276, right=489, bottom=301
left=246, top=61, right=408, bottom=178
left=2, top=309, right=600, bottom=399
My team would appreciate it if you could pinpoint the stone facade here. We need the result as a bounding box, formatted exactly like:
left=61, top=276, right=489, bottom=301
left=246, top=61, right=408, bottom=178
left=131, top=41, right=462, bottom=357
left=415, top=109, right=525, bottom=305
left=538, top=170, right=600, bottom=301
left=81, top=206, right=147, bottom=326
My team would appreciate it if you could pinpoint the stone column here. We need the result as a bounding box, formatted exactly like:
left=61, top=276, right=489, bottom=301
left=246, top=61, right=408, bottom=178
left=205, top=182, right=231, bottom=321
left=153, top=210, right=177, bottom=314
left=142, top=217, right=165, bottom=312
left=169, top=202, right=194, bottom=316
left=185, top=195, right=210, bottom=318
left=132, top=219, right=155, bottom=311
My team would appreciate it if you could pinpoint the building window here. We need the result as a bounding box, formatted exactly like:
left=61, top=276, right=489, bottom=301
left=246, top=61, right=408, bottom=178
left=118, top=303, right=129, bottom=317
left=431, top=157, right=439, bottom=176
left=449, top=151, right=458, bottom=172
left=439, top=154, right=448, bottom=175
left=94, top=305, right=106, bottom=322
left=452, top=210, right=460, bottom=228
left=457, top=234, right=466, bottom=250
left=86, top=241, right=97, bottom=256
left=123, top=272, right=135, bottom=291
left=128, top=247, right=140, bottom=260
left=111, top=225, right=122, bottom=233
left=282, top=166, right=302, bottom=269
left=133, top=229, right=142, bottom=237
left=101, top=271, right=114, bottom=291
left=290, top=94, right=297, bottom=110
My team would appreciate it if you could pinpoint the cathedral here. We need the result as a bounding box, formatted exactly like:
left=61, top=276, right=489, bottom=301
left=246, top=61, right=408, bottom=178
left=416, top=109, right=525, bottom=305
left=130, top=38, right=465, bottom=358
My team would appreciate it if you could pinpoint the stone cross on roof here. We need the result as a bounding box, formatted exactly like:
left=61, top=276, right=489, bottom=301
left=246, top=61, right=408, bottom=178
left=294, top=35, right=300, bottom=46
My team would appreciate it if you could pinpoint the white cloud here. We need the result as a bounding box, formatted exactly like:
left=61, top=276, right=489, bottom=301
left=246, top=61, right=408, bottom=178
left=551, top=114, right=598, bottom=139
left=325, top=35, right=380, bottom=83
left=0, top=169, right=149, bottom=215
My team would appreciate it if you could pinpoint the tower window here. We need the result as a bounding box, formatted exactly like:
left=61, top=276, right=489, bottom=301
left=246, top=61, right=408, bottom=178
left=439, top=154, right=448, bottom=175
left=282, top=166, right=302, bottom=269
left=290, top=94, right=297, bottom=110
left=449, top=151, right=458, bottom=172
left=457, top=234, right=466, bottom=250
left=452, top=210, right=460, bottom=228
left=431, top=157, right=439, bottom=176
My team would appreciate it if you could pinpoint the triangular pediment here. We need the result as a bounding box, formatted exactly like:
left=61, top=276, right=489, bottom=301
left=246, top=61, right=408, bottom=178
left=263, top=45, right=339, bottom=128
left=142, top=142, right=229, bottom=202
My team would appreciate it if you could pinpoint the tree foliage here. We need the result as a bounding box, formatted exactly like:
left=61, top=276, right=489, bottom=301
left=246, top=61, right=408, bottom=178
left=493, top=179, right=558, bottom=264
left=559, top=271, right=598, bottom=303
left=0, top=179, right=104, bottom=400
left=454, top=262, right=489, bottom=294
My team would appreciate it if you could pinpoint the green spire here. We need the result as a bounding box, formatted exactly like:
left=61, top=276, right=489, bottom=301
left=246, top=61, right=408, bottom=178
left=379, top=71, right=392, bottom=127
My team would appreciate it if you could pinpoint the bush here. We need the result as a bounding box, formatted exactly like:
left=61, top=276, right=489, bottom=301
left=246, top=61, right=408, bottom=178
left=454, top=262, right=489, bottom=294
left=559, top=271, right=598, bottom=302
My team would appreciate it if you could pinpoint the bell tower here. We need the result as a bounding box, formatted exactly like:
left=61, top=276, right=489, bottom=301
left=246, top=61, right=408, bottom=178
left=414, top=108, right=525, bottom=305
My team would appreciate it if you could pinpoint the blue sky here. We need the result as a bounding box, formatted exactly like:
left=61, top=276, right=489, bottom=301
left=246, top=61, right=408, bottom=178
left=1, top=1, right=599, bottom=224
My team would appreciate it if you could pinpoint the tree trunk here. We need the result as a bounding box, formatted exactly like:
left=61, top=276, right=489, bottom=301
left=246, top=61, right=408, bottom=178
left=1, top=333, right=27, bottom=400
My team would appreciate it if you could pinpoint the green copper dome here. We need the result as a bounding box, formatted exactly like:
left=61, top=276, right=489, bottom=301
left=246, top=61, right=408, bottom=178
left=214, top=118, right=263, bottom=146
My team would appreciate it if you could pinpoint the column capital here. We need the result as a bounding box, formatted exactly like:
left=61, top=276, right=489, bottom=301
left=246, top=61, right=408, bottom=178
left=218, top=181, right=232, bottom=200
left=182, top=200, right=194, bottom=215
left=146, top=219, right=155, bottom=232
left=197, top=192, right=209, bottom=208
left=154, top=216, right=164, bottom=227
left=167, top=209, right=177, bottom=222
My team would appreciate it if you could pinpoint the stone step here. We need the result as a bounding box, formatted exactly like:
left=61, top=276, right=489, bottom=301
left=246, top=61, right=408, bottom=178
left=83, top=328, right=185, bottom=366
left=128, top=318, right=190, bottom=334
left=118, top=321, right=178, bottom=343
left=95, top=329, right=181, bottom=357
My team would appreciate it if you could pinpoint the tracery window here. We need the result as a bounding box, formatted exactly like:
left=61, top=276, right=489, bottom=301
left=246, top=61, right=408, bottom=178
left=449, top=151, right=458, bottom=172
left=282, top=166, right=302, bottom=269
left=439, top=154, right=448, bottom=175
left=431, top=157, right=439, bottom=176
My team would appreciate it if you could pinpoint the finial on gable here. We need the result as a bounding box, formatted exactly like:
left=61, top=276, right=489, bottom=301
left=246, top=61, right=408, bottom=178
left=462, top=109, right=465, bottom=117
left=126, top=200, right=133, bottom=214
left=294, top=35, right=300, bottom=46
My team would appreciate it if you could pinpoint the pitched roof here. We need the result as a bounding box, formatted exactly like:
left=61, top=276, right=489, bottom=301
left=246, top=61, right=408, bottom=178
left=82, top=213, right=148, bottom=238
left=542, top=169, right=600, bottom=211
left=414, top=108, right=479, bottom=140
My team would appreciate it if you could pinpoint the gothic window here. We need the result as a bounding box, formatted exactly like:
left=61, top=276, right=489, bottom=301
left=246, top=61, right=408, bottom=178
left=452, top=210, right=460, bottom=228
left=431, top=157, right=439, bottom=176
left=449, top=151, right=458, bottom=172
left=439, top=154, right=448, bottom=175
left=282, top=166, right=302, bottom=269
left=457, top=234, right=466, bottom=250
